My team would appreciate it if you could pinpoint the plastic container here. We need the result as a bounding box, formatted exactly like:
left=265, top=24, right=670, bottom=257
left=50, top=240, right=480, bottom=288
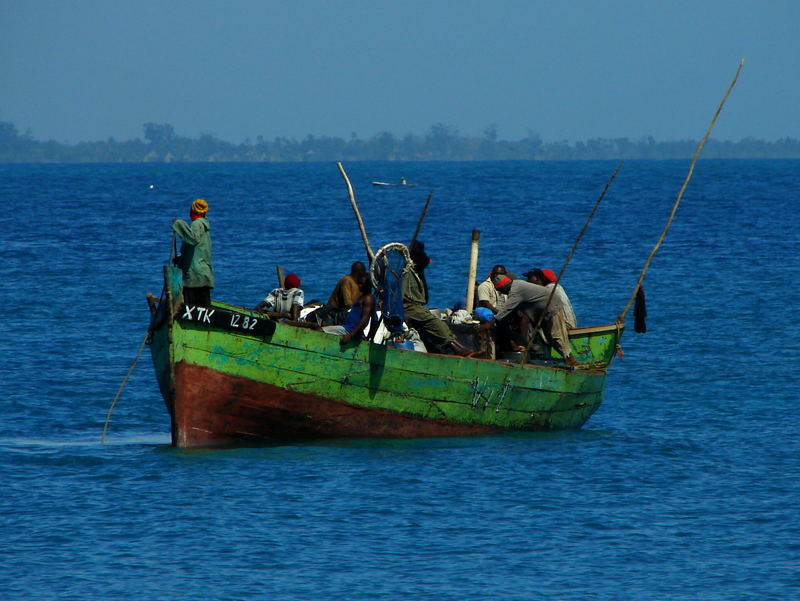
left=386, top=340, right=415, bottom=351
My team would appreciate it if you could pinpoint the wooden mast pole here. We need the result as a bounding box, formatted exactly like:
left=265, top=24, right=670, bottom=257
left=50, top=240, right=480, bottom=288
left=337, top=162, right=375, bottom=264
left=465, top=230, right=480, bottom=313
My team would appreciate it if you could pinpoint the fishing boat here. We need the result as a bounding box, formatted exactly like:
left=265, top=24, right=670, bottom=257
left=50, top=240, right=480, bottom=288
left=147, top=259, right=623, bottom=448
left=140, top=60, right=745, bottom=449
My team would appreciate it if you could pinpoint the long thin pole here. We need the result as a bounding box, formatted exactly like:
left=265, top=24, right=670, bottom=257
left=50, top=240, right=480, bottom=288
left=520, top=163, right=622, bottom=362
left=337, top=162, right=375, bottom=264
left=617, top=58, right=744, bottom=324
left=555, top=162, right=622, bottom=288
left=410, top=190, right=434, bottom=249
left=465, top=230, right=480, bottom=313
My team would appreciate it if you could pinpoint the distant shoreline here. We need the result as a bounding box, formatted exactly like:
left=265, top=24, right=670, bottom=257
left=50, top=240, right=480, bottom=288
left=2, top=121, right=799, bottom=162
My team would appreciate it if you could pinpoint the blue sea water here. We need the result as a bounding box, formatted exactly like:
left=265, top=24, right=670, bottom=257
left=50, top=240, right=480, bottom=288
left=1, top=160, right=798, bottom=600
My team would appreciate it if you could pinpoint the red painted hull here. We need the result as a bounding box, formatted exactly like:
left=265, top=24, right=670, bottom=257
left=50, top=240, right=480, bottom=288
left=172, top=362, right=501, bottom=447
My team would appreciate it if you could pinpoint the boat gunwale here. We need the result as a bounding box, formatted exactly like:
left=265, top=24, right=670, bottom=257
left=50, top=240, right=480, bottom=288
left=174, top=299, right=620, bottom=372
left=169, top=310, right=615, bottom=377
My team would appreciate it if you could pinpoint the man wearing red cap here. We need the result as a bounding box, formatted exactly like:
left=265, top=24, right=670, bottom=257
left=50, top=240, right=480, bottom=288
left=254, top=273, right=304, bottom=320
left=523, top=268, right=576, bottom=329
left=477, top=264, right=523, bottom=353
left=480, top=274, right=576, bottom=367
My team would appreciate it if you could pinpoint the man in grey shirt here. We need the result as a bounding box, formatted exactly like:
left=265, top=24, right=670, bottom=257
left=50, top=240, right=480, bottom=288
left=480, top=274, right=576, bottom=366
left=523, top=268, right=577, bottom=329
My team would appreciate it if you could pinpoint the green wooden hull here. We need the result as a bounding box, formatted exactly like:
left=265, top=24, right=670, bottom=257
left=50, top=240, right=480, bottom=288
left=149, top=267, right=621, bottom=447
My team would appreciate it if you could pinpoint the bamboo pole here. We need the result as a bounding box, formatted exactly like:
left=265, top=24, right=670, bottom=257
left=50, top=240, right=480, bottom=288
left=465, top=230, right=480, bottom=313
left=336, top=162, right=375, bottom=264
left=410, top=190, right=434, bottom=249
left=617, top=58, right=745, bottom=324
left=277, top=265, right=285, bottom=289
left=554, top=162, right=622, bottom=289
left=520, top=163, right=622, bottom=364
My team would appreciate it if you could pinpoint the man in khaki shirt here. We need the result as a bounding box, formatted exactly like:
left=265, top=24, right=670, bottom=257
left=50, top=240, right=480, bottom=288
left=476, top=264, right=508, bottom=315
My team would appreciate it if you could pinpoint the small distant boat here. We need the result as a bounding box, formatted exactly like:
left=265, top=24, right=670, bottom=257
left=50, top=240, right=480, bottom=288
left=372, top=177, right=418, bottom=187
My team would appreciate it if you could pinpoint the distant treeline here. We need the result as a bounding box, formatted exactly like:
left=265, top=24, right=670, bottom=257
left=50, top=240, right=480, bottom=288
left=2, top=121, right=799, bottom=162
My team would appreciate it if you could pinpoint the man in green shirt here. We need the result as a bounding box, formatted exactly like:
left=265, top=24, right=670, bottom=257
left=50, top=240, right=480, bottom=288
left=172, top=198, right=215, bottom=306
left=402, top=241, right=476, bottom=357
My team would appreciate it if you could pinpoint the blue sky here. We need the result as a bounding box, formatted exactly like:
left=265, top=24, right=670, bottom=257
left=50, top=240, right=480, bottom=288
left=1, top=0, right=797, bottom=143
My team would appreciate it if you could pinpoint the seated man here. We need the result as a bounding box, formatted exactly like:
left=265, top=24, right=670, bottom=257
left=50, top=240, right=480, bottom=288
left=329, top=261, right=366, bottom=310
left=254, top=273, right=304, bottom=321
left=402, top=240, right=476, bottom=357
left=322, top=273, right=375, bottom=345
left=306, top=261, right=366, bottom=326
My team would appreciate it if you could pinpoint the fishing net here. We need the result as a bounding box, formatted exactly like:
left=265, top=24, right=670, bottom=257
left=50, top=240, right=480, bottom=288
left=370, top=243, right=410, bottom=335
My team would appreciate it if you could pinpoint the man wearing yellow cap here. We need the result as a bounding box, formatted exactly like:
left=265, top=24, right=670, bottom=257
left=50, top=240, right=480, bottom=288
left=172, top=198, right=215, bottom=306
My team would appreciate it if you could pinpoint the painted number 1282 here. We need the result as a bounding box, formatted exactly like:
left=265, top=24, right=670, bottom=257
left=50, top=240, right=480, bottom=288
left=230, top=313, right=258, bottom=330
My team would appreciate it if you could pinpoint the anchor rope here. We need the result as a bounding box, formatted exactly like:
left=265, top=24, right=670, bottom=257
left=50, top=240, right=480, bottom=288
left=100, top=331, right=149, bottom=444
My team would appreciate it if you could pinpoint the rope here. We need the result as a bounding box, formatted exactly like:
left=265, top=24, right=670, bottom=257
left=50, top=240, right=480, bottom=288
left=519, top=163, right=622, bottom=363
left=101, top=330, right=149, bottom=444
left=103, top=233, right=175, bottom=443
left=617, top=58, right=744, bottom=324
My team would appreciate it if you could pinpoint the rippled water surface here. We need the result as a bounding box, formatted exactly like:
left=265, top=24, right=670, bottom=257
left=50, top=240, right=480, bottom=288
left=1, top=160, right=798, bottom=600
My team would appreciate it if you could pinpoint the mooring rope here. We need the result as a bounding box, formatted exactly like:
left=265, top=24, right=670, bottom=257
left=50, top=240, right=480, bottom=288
left=102, top=233, right=177, bottom=444
left=101, top=330, right=149, bottom=444
left=617, top=59, right=744, bottom=325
